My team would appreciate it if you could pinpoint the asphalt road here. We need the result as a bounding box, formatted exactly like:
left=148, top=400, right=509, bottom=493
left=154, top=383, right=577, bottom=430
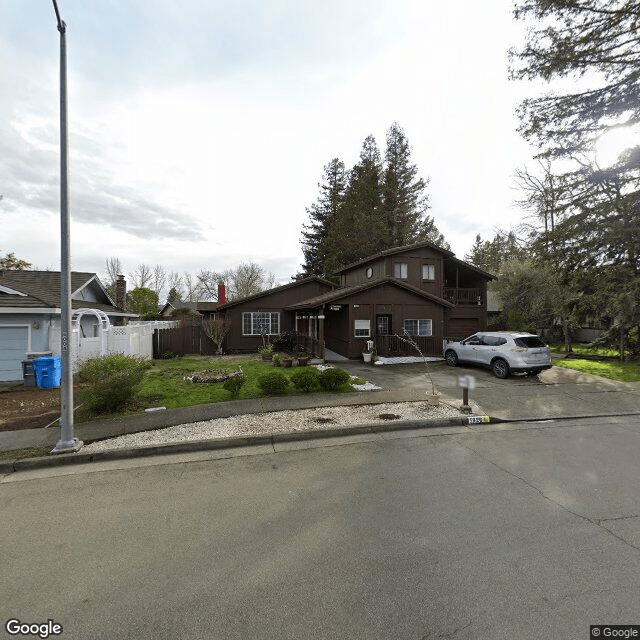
left=2, top=415, right=640, bottom=639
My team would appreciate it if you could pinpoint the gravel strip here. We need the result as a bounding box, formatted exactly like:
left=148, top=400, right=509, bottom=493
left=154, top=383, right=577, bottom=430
left=83, top=401, right=481, bottom=452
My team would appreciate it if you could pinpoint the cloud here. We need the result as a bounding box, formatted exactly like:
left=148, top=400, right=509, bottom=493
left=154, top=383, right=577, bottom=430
left=0, top=109, right=205, bottom=241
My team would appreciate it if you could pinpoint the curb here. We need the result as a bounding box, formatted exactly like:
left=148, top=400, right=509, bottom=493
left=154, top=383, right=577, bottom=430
left=0, top=415, right=487, bottom=474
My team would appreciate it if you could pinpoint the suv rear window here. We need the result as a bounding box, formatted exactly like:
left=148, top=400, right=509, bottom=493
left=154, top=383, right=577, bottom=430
left=514, top=336, right=546, bottom=348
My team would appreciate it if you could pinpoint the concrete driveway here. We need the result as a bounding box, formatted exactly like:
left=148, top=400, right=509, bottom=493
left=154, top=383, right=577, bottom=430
left=338, top=358, right=640, bottom=421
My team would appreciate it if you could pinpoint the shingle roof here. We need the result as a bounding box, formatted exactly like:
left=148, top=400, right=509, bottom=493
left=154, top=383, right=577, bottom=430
left=284, top=277, right=455, bottom=310
left=336, top=240, right=455, bottom=274
left=0, top=270, right=132, bottom=315
left=216, top=276, right=336, bottom=310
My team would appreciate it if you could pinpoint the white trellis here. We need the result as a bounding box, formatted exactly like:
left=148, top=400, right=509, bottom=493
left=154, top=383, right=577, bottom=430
left=73, top=308, right=111, bottom=358
left=50, top=313, right=178, bottom=370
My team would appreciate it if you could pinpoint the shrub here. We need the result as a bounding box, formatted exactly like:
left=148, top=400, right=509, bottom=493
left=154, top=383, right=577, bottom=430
left=272, top=331, right=296, bottom=353
left=272, top=353, right=281, bottom=367
left=257, top=371, right=290, bottom=395
left=223, top=375, right=245, bottom=397
left=318, top=367, right=350, bottom=391
left=290, top=367, right=320, bottom=392
left=77, top=354, right=151, bottom=413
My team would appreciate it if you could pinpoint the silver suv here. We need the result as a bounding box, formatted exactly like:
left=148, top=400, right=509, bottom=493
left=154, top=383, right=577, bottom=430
left=443, top=331, right=552, bottom=379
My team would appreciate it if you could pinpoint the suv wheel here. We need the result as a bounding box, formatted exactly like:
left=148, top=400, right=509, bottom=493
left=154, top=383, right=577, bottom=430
left=445, top=350, right=458, bottom=367
left=492, top=358, right=510, bottom=379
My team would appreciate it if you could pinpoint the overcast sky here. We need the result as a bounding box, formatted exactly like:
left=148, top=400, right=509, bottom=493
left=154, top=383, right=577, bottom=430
left=1, top=0, right=541, bottom=294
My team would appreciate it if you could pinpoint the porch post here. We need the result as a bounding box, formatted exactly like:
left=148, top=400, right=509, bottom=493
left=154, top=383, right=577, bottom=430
left=318, top=305, right=325, bottom=360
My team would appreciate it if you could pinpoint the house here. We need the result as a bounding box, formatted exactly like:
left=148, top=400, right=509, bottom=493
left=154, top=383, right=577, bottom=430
left=0, top=270, right=137, bottom=381
left=216, top=241, right=493, bottom=359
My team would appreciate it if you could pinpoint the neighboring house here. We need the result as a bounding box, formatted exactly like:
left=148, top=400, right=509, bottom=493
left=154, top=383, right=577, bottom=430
left=216, top=241, right=493, bottom=359
left=0, top=270, right=137, bottom=381
left=159, top=300, right=218, bottom=320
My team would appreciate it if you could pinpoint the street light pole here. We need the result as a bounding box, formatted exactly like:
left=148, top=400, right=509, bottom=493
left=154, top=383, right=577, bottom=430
left=52, top=0, right=82, bottom=454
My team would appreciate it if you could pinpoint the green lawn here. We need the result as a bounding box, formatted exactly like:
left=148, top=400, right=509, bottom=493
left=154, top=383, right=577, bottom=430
left=549, top=343, right=621, bottom=358
left=135, top=354, right=354, bottom=410
left=553, top=357, right=640, bottom=383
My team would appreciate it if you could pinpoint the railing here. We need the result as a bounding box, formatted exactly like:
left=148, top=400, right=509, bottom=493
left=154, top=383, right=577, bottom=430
left=374, top=335, right=442, bottom=357
left=442, top=287, right=483, bottom=306
left=295, top=333, right=323, bottom=359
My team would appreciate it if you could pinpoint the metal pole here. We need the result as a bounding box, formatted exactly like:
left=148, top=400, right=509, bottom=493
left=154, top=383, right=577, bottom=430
left=52, top=0, right=82, bottom=454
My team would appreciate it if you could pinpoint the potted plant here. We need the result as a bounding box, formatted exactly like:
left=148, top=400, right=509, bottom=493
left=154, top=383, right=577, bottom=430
left=281, top=355, right=293, bottom=367
left=296, top=351, right=309, bottom=366
left=362, top=340, right=375, bottom=363
left=259, top=344, right=274, bottom=361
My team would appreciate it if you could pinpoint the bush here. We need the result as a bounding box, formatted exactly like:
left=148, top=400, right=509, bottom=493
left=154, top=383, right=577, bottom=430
left=272, top=331, right=297, bottom=353
left=318, top=367, right=350, bottom=391
left=257, top=371, right=290, bottom=395
left=223, top=375, right=245, bottom=397
left=77, top=354, right=151, bottom=413
left=272, top=353, right=281, bottom=367
left=290, top=367, right=320, bottom=392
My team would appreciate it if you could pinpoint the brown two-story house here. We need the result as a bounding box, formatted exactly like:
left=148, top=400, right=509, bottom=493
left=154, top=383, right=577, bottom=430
left=216, top=241, right=493, bottom=359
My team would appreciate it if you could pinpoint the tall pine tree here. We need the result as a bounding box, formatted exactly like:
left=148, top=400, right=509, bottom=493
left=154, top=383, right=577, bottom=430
left=300, top=158, right=347, bottom=278
left=300, top=124, right=448, bottom=277
left=381, top=123, right=448, bottom=249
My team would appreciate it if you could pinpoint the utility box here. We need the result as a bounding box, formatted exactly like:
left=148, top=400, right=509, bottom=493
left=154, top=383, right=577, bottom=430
left=32, top=356, right=62, bottom=389
left=22, top=360, right=36, bottom=387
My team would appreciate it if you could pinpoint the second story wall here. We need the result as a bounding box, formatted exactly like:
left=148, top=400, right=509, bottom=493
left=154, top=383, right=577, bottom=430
left=342, top=246, right=445, bottom=296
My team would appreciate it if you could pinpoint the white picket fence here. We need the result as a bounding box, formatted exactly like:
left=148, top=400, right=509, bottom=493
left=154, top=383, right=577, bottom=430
left=50, top=313, right=178, bottom=371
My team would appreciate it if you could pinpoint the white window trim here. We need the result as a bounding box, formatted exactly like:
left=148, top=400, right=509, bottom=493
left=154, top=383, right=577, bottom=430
left=403, top=319, right=432, bottom=337
left=394, top=262, right=408, bottom=279
left=354, top=319, right=371, bottom=337
left=422, top=264, right=435, bottom=281
left=242, top=312, right=280, bottom=336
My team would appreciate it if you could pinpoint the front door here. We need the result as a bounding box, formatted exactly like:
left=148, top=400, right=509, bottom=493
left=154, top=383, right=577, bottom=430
left=375, top=315, right=395, bottom=355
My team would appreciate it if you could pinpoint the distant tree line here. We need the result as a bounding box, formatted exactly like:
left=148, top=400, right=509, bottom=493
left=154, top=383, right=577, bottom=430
left=103, top=257, right=276, bottom=319
left=299, top=123, right=448, bottom=280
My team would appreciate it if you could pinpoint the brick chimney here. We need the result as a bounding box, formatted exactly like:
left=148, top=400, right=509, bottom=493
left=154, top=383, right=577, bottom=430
left=218, top=282, right=226, bottom=306
left=115, top=275, right=126, bottom=310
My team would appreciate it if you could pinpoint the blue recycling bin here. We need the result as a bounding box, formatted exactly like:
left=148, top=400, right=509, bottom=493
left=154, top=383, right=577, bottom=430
left=32, top=356, right=62, bottom=389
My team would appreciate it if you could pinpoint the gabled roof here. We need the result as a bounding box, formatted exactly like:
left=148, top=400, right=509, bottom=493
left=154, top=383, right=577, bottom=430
left=216, top=276, right=336, bottom=311
left=0, top=270, right=135, bottom=316
left=284, top=277, right=455, bottom=310
left=336, top=240, right=455, bottom=274
left=444, top=256, right=495, bottom=280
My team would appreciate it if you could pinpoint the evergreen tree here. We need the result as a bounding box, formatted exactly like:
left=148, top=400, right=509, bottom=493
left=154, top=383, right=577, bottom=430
left=0, top=251, right=32, bottom=270
left=381, top=123, right=447, bottom=248
left=300, top=158, right=347, bottom=278
left=511, top=0, right=640, bottom=158
left=325, top=136, right=386, bottom=270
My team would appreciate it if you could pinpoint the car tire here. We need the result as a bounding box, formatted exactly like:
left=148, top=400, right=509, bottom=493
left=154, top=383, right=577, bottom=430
left=445, top=350, right=458, bottom=367
left=492, top=358, right=510, bottom=379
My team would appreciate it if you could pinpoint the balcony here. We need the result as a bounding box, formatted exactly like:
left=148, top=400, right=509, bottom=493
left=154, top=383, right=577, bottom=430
left=442, top=287, right=483, bottom=306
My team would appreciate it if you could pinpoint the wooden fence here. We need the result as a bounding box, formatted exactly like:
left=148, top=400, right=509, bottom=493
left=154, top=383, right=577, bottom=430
left=153, top=325, right=218, bottom=358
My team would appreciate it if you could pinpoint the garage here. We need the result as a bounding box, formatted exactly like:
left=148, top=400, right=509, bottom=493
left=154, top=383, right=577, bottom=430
left=0, top=325, right=29, bottom=382
left=446, top=317, right=479, bottom=340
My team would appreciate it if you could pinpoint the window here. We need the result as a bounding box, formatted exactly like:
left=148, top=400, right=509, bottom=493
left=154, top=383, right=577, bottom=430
left=394, top=262, right=408, bottom=279
left=354, top=319, right=371, bottom=337
left=403, top=319, right=432, bottom=336
left=422, top=264, right=435, bottom=280
left=242, top=312, right=280, bottom=335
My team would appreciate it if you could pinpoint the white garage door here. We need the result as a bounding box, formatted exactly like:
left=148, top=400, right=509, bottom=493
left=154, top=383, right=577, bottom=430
left=0, top=326, right=29, bottom=382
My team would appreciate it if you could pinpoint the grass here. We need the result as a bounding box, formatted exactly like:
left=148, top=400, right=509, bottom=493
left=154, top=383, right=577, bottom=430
left=553, top=357, right=640, bottom=382
left=549, top=343, right=621, bottom=358
left=134, top=354, right=354, bottom=410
